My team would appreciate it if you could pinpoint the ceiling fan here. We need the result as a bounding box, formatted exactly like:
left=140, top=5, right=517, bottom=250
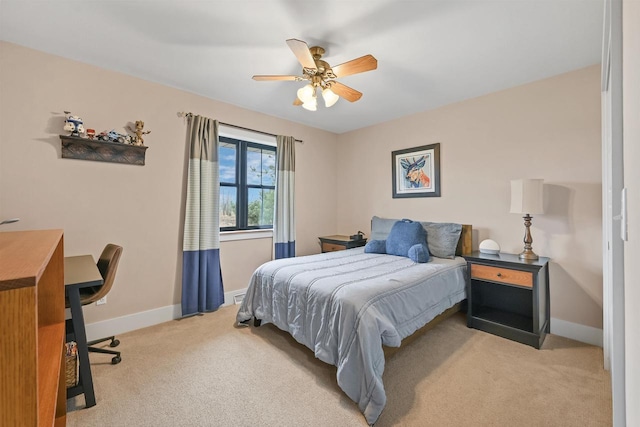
left=252, top=39, right=377, bottom=111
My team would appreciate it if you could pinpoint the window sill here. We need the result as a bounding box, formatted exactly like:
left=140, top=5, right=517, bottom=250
left=220, top=229, right=273, bottom=242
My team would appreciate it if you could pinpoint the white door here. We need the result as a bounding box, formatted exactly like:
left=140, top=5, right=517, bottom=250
left=601, top=0, right=625, bottom=425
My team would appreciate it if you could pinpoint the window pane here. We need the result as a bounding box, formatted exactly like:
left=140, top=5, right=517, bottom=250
left=246, top=147, right=262, bottom=185
left=220, top=186, right=237, bottom=228
left=247, top=146, right=276, bottom=186
left=247, top=188, right=274, bottom=227
left=219, top=142, right=236, bottom=184
left=262, top=149, right=275, bottom=186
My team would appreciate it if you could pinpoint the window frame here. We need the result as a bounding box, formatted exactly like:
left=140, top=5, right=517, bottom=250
left=219, top=136, right=276, bottom=232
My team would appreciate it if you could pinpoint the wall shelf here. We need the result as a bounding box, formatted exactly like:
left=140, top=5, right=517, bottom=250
left=60, top=135, right=148, bottom=165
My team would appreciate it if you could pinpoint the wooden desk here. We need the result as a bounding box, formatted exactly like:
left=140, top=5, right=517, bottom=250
left=65, top=255, right=103, bottom=407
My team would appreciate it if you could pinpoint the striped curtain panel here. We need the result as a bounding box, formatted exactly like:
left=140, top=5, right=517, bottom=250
left=182, top=115, right=224, bottom=316
left=274, top=135, right=296, bottom=259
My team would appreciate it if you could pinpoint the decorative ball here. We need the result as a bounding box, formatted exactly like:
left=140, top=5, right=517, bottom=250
left=479, top=239, right=500, bottom=255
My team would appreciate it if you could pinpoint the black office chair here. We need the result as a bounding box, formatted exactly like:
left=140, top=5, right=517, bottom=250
left=67, top=244, right=123, bottom=364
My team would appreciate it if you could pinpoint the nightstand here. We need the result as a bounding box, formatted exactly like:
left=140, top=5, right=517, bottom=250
left=465, top=251, right=550, bottom=349
left=319, top=235, right=367, bottom=253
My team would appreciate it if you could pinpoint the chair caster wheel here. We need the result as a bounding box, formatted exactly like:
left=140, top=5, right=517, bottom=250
left=112, top=356, right=121, bottom=364
left=110, top=339, right=120, bottom=347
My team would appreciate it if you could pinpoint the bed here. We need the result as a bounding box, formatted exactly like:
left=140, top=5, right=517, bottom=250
left=236, top=217, right=472, bottom=425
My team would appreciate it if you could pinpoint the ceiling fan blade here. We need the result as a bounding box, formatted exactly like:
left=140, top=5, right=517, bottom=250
left=330, top=82, right=362, bottom=102
left=293, top=97, right=303, bottom=106
left=286, top=38, right=317, bottom=70
left=253, top=75, right=300, bottom=81
left=332, top=55, right=377, bottom=78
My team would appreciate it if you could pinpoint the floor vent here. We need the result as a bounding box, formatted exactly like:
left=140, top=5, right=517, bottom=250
left=233, top=293, right=245, bottom=305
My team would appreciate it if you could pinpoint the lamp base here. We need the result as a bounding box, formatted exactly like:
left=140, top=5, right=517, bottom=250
left=518, top=249, right=539, bottom=261
left=519, top=214, right=539, bottom=261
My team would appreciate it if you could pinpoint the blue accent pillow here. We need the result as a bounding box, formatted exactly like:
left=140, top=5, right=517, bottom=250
left=408, top=243, right=430, bottom=263
left=386, top=219, right=428, bottom=260
left=364, top=239, right=387, bottom=254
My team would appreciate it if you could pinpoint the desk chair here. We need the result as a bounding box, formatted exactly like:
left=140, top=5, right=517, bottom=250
left=67, top=243, right=123, bottom=364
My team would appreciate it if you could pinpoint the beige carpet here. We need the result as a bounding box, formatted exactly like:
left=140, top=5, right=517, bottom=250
left=67, top=305, right=611, bottom=426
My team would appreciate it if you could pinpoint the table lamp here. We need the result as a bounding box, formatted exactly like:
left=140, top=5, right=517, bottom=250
left=510, top=179, right=544, bottom=260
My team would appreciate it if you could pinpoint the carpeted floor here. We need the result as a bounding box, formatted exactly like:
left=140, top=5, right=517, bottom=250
left=67, top=305, right=611, bottom=426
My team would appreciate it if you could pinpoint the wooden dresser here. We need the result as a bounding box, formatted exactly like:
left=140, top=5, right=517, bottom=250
left=0, top=229, right=67, bottom=426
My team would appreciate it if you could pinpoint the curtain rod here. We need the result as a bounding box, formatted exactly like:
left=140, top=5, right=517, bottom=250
left=177, top=112, right=303, bottom=144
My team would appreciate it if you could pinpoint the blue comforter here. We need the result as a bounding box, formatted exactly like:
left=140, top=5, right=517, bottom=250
left=236, top=248, right=467, bottom=424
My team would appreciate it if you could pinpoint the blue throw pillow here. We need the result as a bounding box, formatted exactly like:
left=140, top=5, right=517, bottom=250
left=408, top=243, right=430, bottom=263
left=364, top=239, right=387, bottom=254
left=386, top=219, right=428, bottom=258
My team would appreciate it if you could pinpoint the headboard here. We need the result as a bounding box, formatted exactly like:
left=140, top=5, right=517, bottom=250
left=456, top=225, right=473, bottom=256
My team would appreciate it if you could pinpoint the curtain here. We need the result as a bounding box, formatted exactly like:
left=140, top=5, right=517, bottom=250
left=181, top=115, right=224, bottom=316
left=274, top=135, right=296, bottom=259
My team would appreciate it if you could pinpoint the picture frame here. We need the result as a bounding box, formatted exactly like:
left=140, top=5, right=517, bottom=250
left=391, top=143, right=441, bottom=198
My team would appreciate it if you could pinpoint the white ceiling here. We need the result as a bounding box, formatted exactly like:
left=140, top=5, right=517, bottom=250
left=0, top=0, right=603, bottom=134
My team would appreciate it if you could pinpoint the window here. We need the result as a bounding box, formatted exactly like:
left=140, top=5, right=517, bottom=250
left=219, top=136, right=276, bottom=231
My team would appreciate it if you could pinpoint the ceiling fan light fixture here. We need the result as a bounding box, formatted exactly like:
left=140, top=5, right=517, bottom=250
left=297, top=84, right=315, bottom=103
left=302, top=97, right=317, bottom=111
left=322, top=87, right=339, bottom=107
left=254, top=39, right=376, bottom=109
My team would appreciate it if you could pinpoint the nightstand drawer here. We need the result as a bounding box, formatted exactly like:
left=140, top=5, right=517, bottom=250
left=471, top=264, right=533, bottom=288
left=322, top=242, right=345, bottom=252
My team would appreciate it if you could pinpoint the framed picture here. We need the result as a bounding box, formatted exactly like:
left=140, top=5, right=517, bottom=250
left=391, top=143, right=441, bottom=198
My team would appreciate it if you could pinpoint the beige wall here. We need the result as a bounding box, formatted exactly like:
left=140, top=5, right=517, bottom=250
left=0, top=41, right=604, bottom=333
left=623, top=0, right=640, bottom=423
left=0, top=41, right=338, bottom=323
left=334, top=65, right=603, bottom=329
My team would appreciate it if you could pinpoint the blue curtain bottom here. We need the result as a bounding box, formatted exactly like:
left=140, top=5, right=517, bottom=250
left=182, top=248, right=224, bottom=316
left=275, top=241, right=296, bottom=259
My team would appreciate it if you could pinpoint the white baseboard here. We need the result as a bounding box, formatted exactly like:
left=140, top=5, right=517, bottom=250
left=84, top=287, right=247, bottom=342
left=84, top=293, right=602, bottom=348
left=550, top=317, right=603, bottom=347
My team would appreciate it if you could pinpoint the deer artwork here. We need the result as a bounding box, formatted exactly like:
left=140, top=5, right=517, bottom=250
left=127, top=120, right=151, bottom=146
left=400, top=156, right=431, bottom=188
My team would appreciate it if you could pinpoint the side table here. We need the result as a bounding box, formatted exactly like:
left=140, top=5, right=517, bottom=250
left=465, top=251, right=550, bottom=349
left=318, top=235, right=367, bottom=253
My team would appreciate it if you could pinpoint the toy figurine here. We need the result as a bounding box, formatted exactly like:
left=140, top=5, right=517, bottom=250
left=63, top=111, right=85, bottom=137
left=97, top=130, right=128, bottom=144
left=127, top=120, right=150, bottom=146
left=86, top=129, right=96, bottom=139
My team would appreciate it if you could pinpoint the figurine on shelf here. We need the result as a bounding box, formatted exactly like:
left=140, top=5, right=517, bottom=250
left=127, top=120, right=150, bottom=146
left=97, top=130, right=129, bottom=144
left=63, top=111, right=85, bottom=137
left=86, top=129, right=96, bottom=140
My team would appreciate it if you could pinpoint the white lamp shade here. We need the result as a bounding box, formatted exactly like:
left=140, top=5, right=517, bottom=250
left=510, top=179, right=544, bottom=214
left=297, top=84, right=315, bottom=103
left=302, top=97, right=317, bottom=111
left=322, top=88, right=339, bottom=107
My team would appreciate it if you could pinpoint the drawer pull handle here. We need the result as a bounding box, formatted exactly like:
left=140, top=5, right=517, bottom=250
left=496, top=272, right=502, bottom=277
